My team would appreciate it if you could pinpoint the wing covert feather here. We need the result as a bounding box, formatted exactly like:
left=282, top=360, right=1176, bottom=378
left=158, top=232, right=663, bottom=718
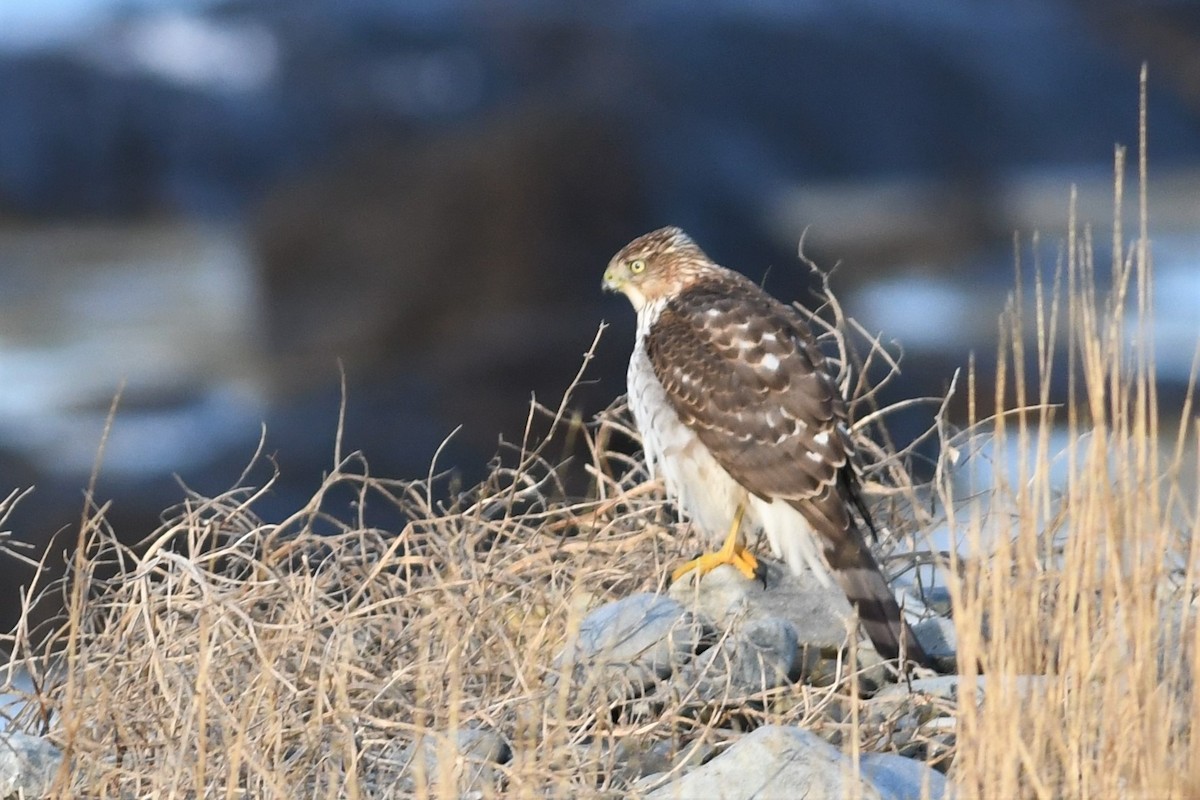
left=643, top=272, right=852, bottom=507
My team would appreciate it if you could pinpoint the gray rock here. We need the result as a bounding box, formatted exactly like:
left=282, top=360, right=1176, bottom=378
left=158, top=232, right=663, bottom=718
left=551, top=570, right=951, bottom=721
left=569, top=593, right=700, bottom=672
left=913, top=616, right=957, bottom=671
left=910, top=584, right=954, bottom=617
left=614, top=737, right=716, bottom=785
left=861, top=752, right=951, bottom=800
left=671, top=560, right=928, bottom=687
left=805, top=642, right=894, bottom=691
left=675, top=616, right=799, bottom=698
left=645, top=725, right=886, bottom=800
left=669, top=562, right=855, bottom=650
left=876, top=674, right=1046, bottom=703
left=385, top=727, right=510, bottom=797
left=733, top=616, right=800, bottom=687
left=633, top=771, right=672, bottom=794
left=0, top=731, right=64, bottom=799
left=450, top=728, right=510, bottom=764
left=869, top=673, right=1042, bottom=764
left=585, top=661, right=662, bottom=705
left=864, top=678, right=957, bottom=761
left=876, top=675, right=963, bottom=702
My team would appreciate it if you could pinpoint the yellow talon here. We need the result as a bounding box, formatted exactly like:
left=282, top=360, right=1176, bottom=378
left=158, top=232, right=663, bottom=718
left=671, top=505, right=761, bottom=583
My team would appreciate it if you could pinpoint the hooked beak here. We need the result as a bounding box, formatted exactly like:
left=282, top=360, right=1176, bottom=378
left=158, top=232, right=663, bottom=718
left=602, top=263, right=646, bottom=311
left=602, top=265, right=624, bottom=293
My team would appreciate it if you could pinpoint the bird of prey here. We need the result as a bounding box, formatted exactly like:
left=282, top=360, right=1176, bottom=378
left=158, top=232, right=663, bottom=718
left=602, top=226, right=929, bottom=667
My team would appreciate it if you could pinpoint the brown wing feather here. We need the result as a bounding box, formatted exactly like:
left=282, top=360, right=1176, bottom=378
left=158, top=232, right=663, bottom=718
left=643, top=271, right=849, bottom=506
left=645, top=270, right=931, bottom=667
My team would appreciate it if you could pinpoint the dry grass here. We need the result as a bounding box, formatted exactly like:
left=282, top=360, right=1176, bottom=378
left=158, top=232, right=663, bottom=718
left=2, top=81, right=1198, bottom=799
left=0, top=333, right=938, bottom=798
left=938, top=84, right=1200, bottom=798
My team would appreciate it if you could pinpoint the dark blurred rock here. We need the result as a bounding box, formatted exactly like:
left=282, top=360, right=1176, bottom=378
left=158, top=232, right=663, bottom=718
left=0, top=51, right=283, bottom=216
left=1082, top=1, right=1200, bottom=119
left=252, top=105, right=654, bottom=468
left=2, top=0, right=1199, bottom=651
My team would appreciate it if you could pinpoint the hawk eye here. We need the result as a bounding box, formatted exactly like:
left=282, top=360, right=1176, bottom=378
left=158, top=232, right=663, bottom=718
left=629, top=259, right=646, bottom=274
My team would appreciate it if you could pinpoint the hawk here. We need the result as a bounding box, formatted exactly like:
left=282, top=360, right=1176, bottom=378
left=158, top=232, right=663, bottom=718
left=602, top=226, right=930, bottom=667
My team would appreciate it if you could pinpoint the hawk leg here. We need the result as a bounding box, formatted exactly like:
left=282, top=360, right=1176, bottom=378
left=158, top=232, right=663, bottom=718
left=671, top=504, right=764, bottom=584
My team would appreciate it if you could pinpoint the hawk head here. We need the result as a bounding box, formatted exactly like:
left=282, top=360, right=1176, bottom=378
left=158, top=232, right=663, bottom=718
left=603, top=226, right=710, bottom=311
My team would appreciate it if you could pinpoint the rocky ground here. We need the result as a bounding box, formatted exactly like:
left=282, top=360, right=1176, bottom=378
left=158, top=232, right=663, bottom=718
left=0, top=534, right=960, bottom=799
left=549, top=562, right=956, bottom=799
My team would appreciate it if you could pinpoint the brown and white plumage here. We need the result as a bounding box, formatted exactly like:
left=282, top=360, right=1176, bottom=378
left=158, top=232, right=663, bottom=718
left=603, top=226, right=929, bottom=667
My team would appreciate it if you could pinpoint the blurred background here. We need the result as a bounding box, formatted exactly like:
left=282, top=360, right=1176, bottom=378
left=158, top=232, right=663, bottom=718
left=1, top=0, right=1199, bottom=632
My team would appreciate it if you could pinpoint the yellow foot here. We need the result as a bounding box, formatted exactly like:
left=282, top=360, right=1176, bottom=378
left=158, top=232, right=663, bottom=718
left=670, top=504, right=764, bottom=584
left=671, top=543, right=761, bottom=583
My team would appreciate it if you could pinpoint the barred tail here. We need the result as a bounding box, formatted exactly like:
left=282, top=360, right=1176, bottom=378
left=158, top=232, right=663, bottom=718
left=791, top=485, right=933, bottom=669
left=833, top=557, right=931, bottom=668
